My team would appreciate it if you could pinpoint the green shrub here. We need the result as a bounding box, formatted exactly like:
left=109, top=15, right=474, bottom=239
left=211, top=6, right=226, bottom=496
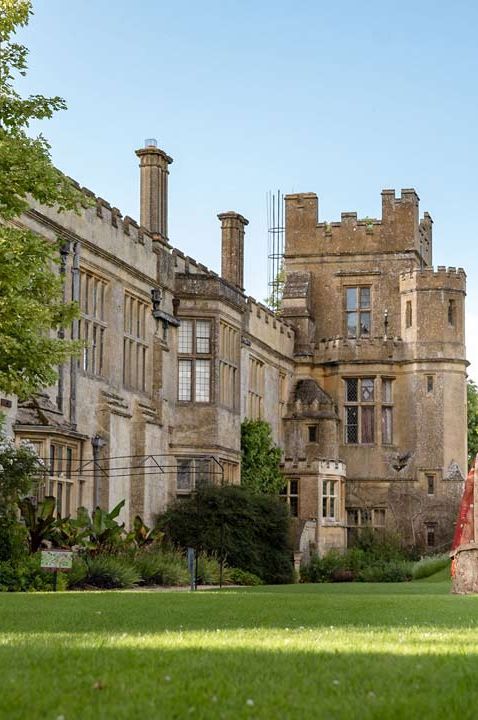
left=332, top=569, right=355, bottom=583
left=0, top=554, right=67, bottom=592
left=67, top=556, right=88, bottom=588
left=226, top=567, right=263, bottom=586
left=301, top=533, right=415, bottom=584
left=357, top=561, right=413, bottom=583
left=300, top=551, right=351, bottom=583
left=354, top=528, right=406, bottom=562
left=196, top=553, right=222, bottom=585
left=412, top=554, right=450, bottom=580
left=0, top=519, right=28, bottom=563
left=69, top=555, right=140, bottom=589
left=136, top=550, right=189, bottom=587
left=157, top=485, right=294, bottom=584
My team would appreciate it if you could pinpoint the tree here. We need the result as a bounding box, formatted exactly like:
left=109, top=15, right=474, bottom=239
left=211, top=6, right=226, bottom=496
left=240, top=418, right=284, bottom=494
left=0, top=435, right=44, bottom=559
left=467, top=379, right=478, bottom=466
left=265, top=264, right=285, bottom=313
left=158, top=484, right=294, bottom=584
left=0, top=1, right=85, bottom=398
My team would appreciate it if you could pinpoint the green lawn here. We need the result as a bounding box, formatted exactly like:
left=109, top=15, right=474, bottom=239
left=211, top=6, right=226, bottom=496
left=1, top=579, right=478, bottom=719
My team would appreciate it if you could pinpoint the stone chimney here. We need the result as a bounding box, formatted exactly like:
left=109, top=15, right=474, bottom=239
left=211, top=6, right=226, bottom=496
left=217, top=211, right=248, bottom=291
left=136, top=139, right=173, bottom=243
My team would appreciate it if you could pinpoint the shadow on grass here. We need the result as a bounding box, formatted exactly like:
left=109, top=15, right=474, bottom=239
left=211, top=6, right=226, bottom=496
left=0, top=639, right=477, bottom=720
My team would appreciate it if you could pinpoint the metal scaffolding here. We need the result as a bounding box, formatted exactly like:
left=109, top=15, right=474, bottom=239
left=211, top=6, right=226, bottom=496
left=266, top=190, right=285, bottom=311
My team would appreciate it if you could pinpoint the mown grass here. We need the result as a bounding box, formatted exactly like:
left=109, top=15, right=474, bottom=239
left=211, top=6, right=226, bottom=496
left=1, top=578, right=478, bottom=719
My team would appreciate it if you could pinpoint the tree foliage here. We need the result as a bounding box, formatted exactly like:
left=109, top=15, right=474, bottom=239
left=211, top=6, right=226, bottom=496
left=264, top=264, right=285, bottom=313
left=0, top=1, right=85, bottom=398
left=241, top=418, right=284, bottom=494
left=467, top=379, right=478, bottom=466
left=157, top=484, right=294, bottom=584
left=0, top=435, right=43, bottom=559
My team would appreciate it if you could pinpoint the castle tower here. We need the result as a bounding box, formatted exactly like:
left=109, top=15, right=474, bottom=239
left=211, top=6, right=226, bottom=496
left=217, top=211, right=248, bottom=291
left=281, top=187, right=466, bottom=553
left=399, top=267, right=467, bottom=476
left=136, top=139, right=173, bottom=243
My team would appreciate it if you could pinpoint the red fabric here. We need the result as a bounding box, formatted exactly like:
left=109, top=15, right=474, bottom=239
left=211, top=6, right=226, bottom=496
left=451, top=467, right=475, bottom=551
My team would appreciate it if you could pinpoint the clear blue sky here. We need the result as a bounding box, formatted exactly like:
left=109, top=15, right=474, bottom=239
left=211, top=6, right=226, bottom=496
left=19, top=0, right=478, bottom=376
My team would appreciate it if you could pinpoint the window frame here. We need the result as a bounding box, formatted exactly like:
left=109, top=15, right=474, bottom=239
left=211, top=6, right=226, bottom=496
left=123, top=292, right=149, bottom=393
left=347, top=507, right=386, bottom=544
left=176, top=456, right=214, bottom=495
left=381, top=378, right=394, bottom=445
left=345, top=285, right=371, bottom=339
left=219, top=321, right=239, bottom=410
left=344, top=377, right=376, bottom=445
left=79, top=269, right=108, bottom=378
left=177, top=318, right=213, bottom=404
left=248, top=356, right=265, bottom=419
left=322, top=479, right=337, bottom=521
left=280, top=479, right=299, bottom=518
left=19, top=437, right=79, bottom=518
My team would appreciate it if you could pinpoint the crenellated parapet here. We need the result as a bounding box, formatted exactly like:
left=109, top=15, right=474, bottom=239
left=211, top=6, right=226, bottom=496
left=400, top=266, right=466, bottom=293
left=243, top=297, right=295, bottom=357
left=62, top=178, right=162, bottom=252
left=284, top=188, right=432, bottom=262
left=246, top=297, right=294, bottom=333
left=27, top=194, right=161, bottom=284
left=282, top=457, right=346, bottom=477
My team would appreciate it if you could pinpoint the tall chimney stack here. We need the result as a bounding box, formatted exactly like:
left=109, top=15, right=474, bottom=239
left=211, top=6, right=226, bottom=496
left=136, top=139, right=173, bottom=243
left=217, top=211, right=248, bottom=291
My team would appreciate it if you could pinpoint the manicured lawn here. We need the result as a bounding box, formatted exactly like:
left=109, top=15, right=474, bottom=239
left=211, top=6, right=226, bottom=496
left=1, top=579, right=478, bottom=719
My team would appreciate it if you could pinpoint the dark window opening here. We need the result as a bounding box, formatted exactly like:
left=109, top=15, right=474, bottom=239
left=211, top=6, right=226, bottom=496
left=448, top=299, right=456, bottom=327
left=426, top=375, right=434, bottom=393
left=405, top=300, right=412, bottom=328
left=308, top=425, right=318, bottom=443
left=426, top=523, right=436, bottom=547
left=426, top=474, right=435, bottom=495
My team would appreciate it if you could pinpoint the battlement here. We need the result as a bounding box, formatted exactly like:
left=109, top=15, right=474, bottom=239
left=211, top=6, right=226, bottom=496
left=246, top=297, right=294, bottom=336
left=28, top=193, right=161, bottom=282
left=400, top=266, right=466, bottom=293
left=64, top=178, right=163, bottom=251
left=171, top=247, right=241, bottom=288
left=284, top=188, right=432, bottom=261
left=282, top=457, right=346, bottom=476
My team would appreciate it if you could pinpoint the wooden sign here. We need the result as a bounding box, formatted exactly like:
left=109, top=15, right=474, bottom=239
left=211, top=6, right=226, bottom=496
left=40, top=549, right=73, bottom=572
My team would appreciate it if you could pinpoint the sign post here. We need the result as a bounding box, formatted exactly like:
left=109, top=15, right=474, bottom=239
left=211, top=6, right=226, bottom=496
left=40, top=549, right=73, bottom=591
left=187, top=547, right=196, bottom=591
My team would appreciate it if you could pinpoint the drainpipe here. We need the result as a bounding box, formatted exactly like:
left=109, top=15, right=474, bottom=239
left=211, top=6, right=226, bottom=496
left=69, top=241, right=80, bottom=427
left=56, top=241, right=70, bottom=412
left=91, top=434, right=107, bottom=509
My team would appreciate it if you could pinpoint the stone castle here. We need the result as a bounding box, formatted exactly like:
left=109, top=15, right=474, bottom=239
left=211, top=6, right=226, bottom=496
left=2, top=140, right=467, bottom=559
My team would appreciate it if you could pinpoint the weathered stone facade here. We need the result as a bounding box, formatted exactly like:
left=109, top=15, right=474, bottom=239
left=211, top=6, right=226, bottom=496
left=2, top=143, right=467, bottom=556
left=282, top=189, right=466, bottom=557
